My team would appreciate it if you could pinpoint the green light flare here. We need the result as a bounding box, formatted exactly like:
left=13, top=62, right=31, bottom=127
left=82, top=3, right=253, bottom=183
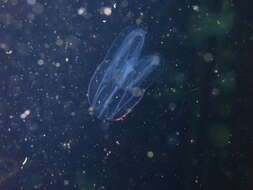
left=75, top=172, right=95, bottom=190
left=189, top=9, right=234, bottom=46
left=220, top=71, right=236, bottom=94
left=208, top=123, right=232, bottom=148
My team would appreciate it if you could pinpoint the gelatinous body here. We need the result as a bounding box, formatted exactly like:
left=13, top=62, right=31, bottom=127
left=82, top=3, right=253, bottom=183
left=87, top=28, right=160, bottom=121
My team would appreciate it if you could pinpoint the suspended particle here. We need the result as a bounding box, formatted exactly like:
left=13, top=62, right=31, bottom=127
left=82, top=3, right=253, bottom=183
left=136, top=17, right=143, bottom=25
left=26, top=0, right=36, bottom=5
left=211, top=88, right=220, bottom=96
left=56, top=38, right=64, bottom=46
left=120, top=0, right=128, bottom=8
left=32, top=2, right=44, bottom=15
left=131, top=87, right=144, bottom=97
left=88, top=106, right=95, bottom=116
left=169, top=102, right=176, bottom=111
left=64, top=180, right=69, bottom=186
left=203, top=52, right=214, bottom=63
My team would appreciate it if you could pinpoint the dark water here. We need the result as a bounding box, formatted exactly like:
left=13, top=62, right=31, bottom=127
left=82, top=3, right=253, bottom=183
left=0, top=0, right=252, bottom=189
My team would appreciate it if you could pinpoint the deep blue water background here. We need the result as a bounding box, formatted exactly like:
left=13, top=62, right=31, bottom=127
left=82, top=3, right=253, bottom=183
left=0, top=0, right=252, bottom=189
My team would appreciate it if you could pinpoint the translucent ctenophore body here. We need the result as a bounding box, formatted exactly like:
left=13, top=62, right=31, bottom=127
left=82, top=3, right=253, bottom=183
left=87, top=28, right=160, bottom=121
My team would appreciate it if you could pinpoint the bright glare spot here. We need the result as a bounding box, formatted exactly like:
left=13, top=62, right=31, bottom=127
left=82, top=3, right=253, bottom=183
left=5, top=49, right=13, bottom=54
left=22, top=157, right=28, bottom=166
left=147, top=151, right=154, bottom=158
left=55, top=62, right=61, bottom=67
left=88, top=106, right=95, bottom=116
left=116, top=140, right=120, bottom=145
left=101, top=7, right=112, bottom=16
left=77, top=7, right=87, bottom=15
left=37, top=59, right=45, bottom=66
left=192, top=5, right=199, bottom=12
left=20, top=109, right=31, bottom=119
